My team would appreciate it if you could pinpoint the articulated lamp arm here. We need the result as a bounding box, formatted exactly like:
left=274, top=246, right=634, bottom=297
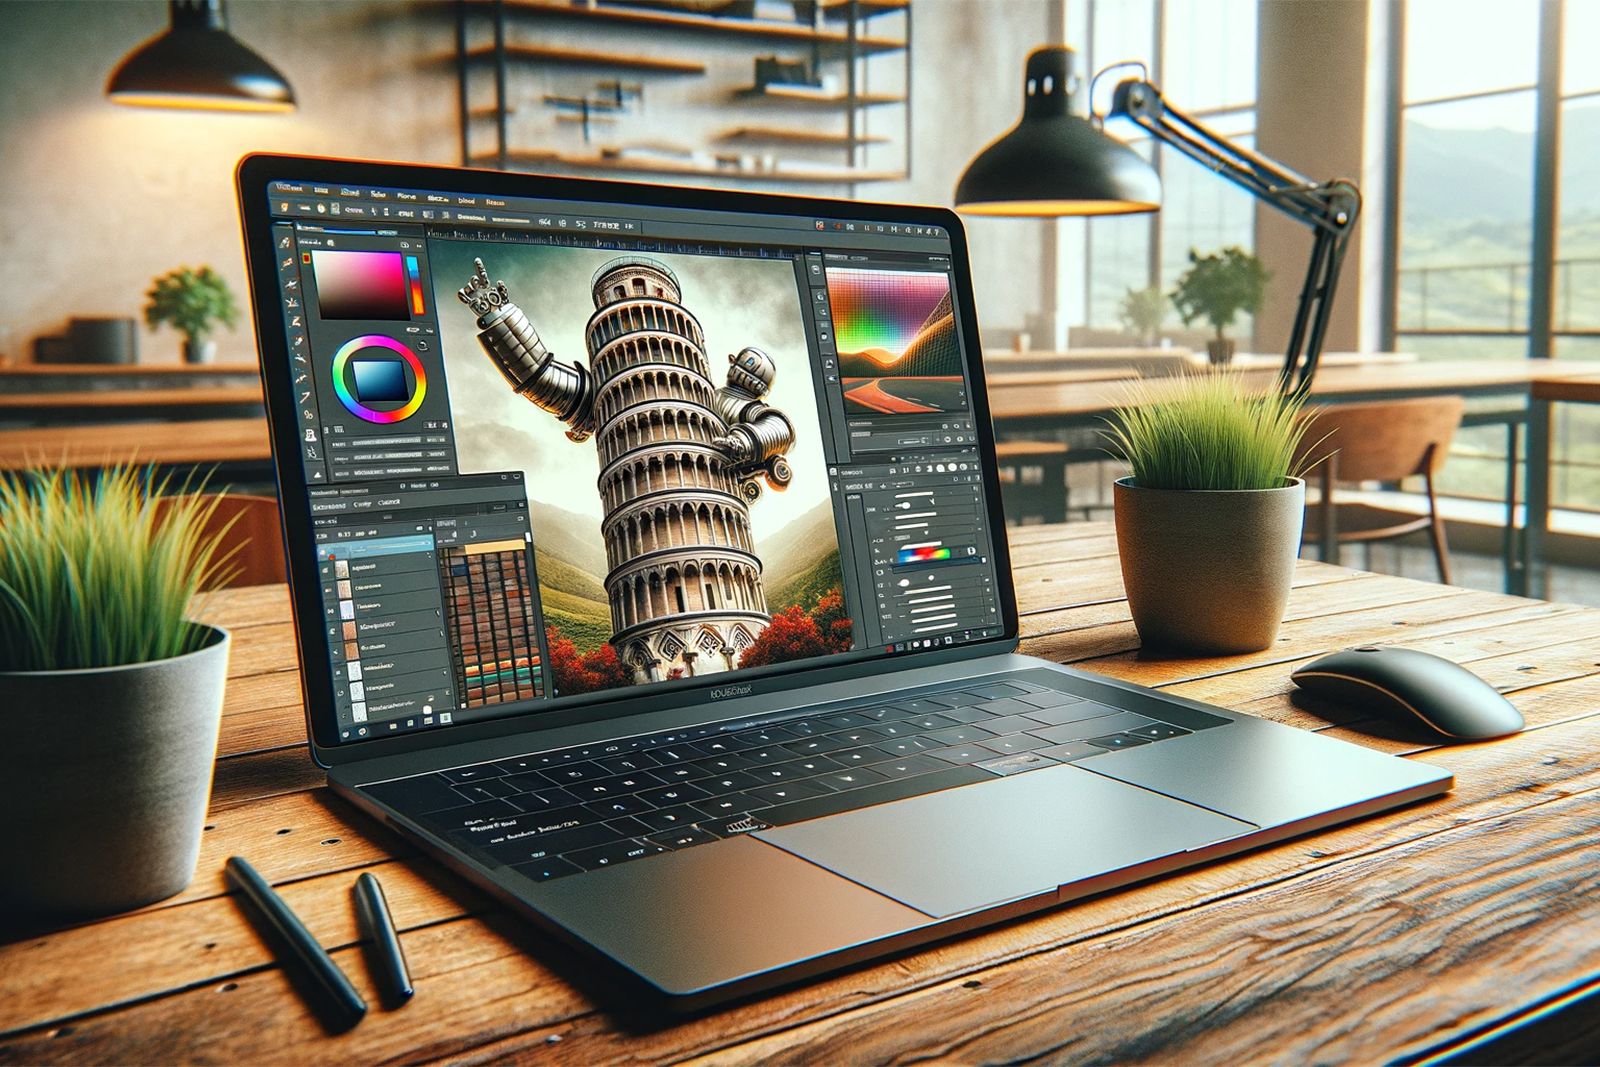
left=1108, top=78, right=1361, bottom=394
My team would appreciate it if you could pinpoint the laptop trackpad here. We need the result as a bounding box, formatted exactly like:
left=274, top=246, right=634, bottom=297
left=755, top=764, right=1256, bottom=918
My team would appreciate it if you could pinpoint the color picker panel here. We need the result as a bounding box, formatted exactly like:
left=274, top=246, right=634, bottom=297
left=311, top=250, right=411, bottom=321
left=825, top=267, right=952, bottom=360
left=438, top=539, right=544, bottom=708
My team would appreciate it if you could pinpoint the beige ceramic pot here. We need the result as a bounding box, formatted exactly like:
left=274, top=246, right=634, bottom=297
left=1113, top=477, right=1304, bottom=654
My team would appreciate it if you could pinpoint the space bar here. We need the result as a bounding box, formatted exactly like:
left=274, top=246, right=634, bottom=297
left=760, top=765, right=991, bottom=826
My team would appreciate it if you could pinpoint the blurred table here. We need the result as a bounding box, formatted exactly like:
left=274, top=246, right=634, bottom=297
left=0, top=417, right=272, bottom=471
left=1521, top=371, right=1600, bottom=597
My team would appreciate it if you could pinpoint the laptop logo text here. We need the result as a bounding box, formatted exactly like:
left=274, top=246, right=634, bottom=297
left=710, top=684, right=753, bottom=700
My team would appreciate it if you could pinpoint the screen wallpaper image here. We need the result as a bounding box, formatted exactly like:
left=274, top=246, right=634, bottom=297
left=433, top=242, right=851, bottom=700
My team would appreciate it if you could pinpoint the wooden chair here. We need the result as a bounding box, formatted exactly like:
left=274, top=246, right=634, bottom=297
left=1298, top=397, right=1466, bottom=584
left=996, top=440, right=1070, bottom=525
left=156, top=493, right=286, bottom=588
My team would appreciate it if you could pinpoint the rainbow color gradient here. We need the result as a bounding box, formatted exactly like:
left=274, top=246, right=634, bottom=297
left=825, top=267, right=952, bottom=361
left=331, top=335, right=425, bottom=423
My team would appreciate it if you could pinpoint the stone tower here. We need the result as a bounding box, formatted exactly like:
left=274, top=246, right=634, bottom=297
left=459, top=254, right=796, bottom=684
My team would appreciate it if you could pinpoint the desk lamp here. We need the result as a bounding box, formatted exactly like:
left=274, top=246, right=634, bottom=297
left=955, top=46, right=1360, bottom=393
left=106, top=0, right=296, bottom=113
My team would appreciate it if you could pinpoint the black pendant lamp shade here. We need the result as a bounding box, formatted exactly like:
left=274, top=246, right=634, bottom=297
left=106, top=0, right=295, bottom=113
left=955, top=46, right=1159, bottom=217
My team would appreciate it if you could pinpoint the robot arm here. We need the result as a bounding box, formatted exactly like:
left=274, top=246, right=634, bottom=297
left=457, top=258, right=595, bottom=441
left=711, top=347, right=796, bottom=496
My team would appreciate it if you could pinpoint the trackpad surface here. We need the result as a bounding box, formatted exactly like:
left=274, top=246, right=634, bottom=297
left=755, top=765, right=1255, bottom=917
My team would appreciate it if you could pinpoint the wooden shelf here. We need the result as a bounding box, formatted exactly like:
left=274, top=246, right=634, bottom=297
left=719, top=125, right=889, bottom=146
left=481, top=1, right=907, bottom=55
left=819, top=0, right=908, bottom=19
left=474, top=149, right=903, bottom=183
left=0, top=363, right=260, bottom=377
left=733, top=84, right=904, bottom=106
left=462, top=44, right=706, bottom=74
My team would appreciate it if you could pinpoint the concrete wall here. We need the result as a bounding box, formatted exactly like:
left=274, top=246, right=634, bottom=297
left=0, top=0, right=1057, bottom=367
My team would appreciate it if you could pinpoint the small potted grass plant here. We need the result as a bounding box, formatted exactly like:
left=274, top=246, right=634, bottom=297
left=0, top=466, right=236, bottom=918
left=1104, top=374, right=1318, bottom=654
left=144, top=265, right=238, bottom=365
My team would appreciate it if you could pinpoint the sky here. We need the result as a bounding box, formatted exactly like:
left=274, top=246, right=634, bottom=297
left=428, top=239, right=832, bottom=540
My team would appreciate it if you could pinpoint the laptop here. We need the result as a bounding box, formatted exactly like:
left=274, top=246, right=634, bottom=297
left=237, top=154, right=1451, bottom=1011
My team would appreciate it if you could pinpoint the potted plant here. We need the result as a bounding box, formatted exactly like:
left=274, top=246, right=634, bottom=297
left=1118, top=284, right=1166, bottom=347
left=1104, top=374, right=1319, bottom=654
left=1170, top=247, right=1269, bottom=366
left=0, top=466, right=236, bottom=919
left=144, top=265, right=238, bottom=365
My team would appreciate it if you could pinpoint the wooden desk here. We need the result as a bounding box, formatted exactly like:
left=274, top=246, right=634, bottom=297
left=0, top=417, right=272, bottom=470
left=1522, top=372, right=1600, bottom=598
left=3, top=524, right=1595, bottom=1063
left=0, top=386, right=264, bottom=423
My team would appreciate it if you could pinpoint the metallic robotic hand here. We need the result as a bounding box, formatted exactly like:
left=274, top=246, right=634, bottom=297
left=457, top=258, right=595, bottom=442
left=711, top=347, right=795, bottom=501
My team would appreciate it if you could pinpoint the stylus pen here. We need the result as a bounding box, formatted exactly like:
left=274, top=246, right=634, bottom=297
left=353, top=872, right=414, bottom=1006
left=224, top=856, right=368, bottom=1031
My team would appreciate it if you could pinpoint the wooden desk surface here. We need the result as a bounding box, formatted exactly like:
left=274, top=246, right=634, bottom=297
left=2, top=524, right=1597, bottom=1063
left=0, top=385, right=263, bottom=410
left=987, top=358, right=1596, bottom=421
left=0, top=417, right=272, bottom=469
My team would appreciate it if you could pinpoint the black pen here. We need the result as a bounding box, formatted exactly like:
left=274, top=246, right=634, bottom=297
left=353, top=872, right=414, bottom=1007
left=225, top=856, right=368, bottom=1032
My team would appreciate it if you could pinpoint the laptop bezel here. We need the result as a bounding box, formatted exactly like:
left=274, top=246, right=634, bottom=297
left=236, top=152, right=1022, bottom=768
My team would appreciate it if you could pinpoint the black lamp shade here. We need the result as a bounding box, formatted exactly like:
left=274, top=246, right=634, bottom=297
left=106, top=0, right=295, bottom=113
left=955, top=47, right=1159, bottom=217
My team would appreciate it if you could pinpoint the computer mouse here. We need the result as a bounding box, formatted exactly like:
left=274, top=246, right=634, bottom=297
left=1291, top=646, right=1524, bottom=741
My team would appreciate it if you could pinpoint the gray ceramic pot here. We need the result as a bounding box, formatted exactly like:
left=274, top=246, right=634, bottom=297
left=1114, top=478, right=1304, bottom=654
left=0, top=627, right=230, bottom=918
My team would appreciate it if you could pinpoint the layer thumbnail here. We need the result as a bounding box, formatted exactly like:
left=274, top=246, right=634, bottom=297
left=825, top=266, right=964, bottom=415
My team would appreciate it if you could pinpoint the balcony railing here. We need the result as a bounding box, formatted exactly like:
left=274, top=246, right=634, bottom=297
left=1396, top=255, right=1600, bottom=335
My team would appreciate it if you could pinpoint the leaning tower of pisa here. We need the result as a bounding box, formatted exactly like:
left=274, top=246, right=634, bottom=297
left=458, top=254, right=796, bottom=684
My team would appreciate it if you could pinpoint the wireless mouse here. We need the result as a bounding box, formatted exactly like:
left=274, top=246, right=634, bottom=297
left=1291, top=646, right=1524, bottom=741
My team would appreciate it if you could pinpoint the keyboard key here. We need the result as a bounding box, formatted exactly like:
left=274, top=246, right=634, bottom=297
left=649, top=828, right=716, bottom=851
left=782, top=734, right=856, bottom=756
left=924, top=744, right=992, bottom=765
left=1023, top=700, right=1126, bottom=727
left=830, top=745, right=894, bottom=767
left=869, top=720, right=921, bottom=737
left=777, top=719, right=821, bottom=736
left=1128, top=722, right=1192, bottom=742
left=975, top=751, right=1059, bottom=776
left=821, top=712, right=871, bottom=729
left=747, top=761, right=813, bottom=783
left=691, top=793, right=769, bottom=820
left=1016, top=690, right=1086, bottom=710
left=741, top=746, right=795, bottom=765
left=873, top=755, right=945, bottom=779
left=936, top=705, right=994, bottom=725
left=761, top=765, right=991, bottom=826
left=567, top=840, right=668, bottom=871
left=857, top=706, right=906, bottom=721
left=1086, top=733, right=1152, bottom=750
left=648, top=746, right=699, bottom=764
left=364, top=774, right=474, bottom=815
left=924, top=724, right=997, bottom=746
left=733, top=726, right=801, bottom=746
left=477, top=822, right=621, bottom=865
left=695, top=737, right=745, bottom=756
left=977, top=698, right=1036, bottom=716
left=571, top=773, right=662, bottom=800
left=652, top=762, right=701, bottom=782
left=416, top=798, right=520, bottom=834
left=451, top=780, right=519, bottom=804
left=697, top=770, right=763, bottom=794
left=492, top=756, right=546, bottom=776
left=583, top=796, right=648, bottom=819
left=605, top=815, right=655, bottom=838
left=687, top=754, right=755, bottom=776
left=635, top=805, right=700, bottom=831
left=978, top=733, right=1052, bottom=755
left=831, top=726, right=890, bottom=746
left=747, top=779, right=832, bottom=806
left=441, top=764, right=506, bottom=783
left=1033, top=711, right=1159, bottom=745
left=938, top=691, right=990, bottom=707
left=1038, top=741, right=1103, bottom=762
left=785, top=755, right=843, bottom=777
left=873, top=736, right=938, bottom=757
left=895, top=698, right=951, bottom=714
left=981, top=714, right=1048, bottom=736
left=821, top=766, right=888, bottom=790
left=971, top=683, right=1028, bottom=700
left=537, top=761, right=605, bottom=786
left=638, top=783, right=709, bottom=807
left=505, top=787, right=580, bottom=813
left=512, top=856, right=582, bottom=883
left=594, top=753, right=658, bottom=775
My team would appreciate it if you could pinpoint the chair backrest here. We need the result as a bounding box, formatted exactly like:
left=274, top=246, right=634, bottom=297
left=156, top=493, right=285, bottom=589
left=1299, top=396, right=1466, bottom=484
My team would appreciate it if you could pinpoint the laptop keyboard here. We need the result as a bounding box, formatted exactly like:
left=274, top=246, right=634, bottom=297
left=362, top=672, right=1230, bottom=884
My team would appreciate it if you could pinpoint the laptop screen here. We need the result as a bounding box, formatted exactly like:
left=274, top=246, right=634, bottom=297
left=262, top=177, right=1008, bottom=745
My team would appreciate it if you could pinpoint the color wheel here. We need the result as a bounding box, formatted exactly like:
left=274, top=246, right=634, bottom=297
left=331, top=335, right=425, bottom=423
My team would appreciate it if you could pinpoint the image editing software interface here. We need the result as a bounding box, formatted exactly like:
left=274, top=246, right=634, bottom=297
left=266, top=180, right=1004, bottom=743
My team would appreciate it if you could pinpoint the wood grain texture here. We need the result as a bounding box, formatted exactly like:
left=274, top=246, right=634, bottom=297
left=1, top=523, right=1595, bottom=1065
left=0, top=418, right=271, bottom=469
